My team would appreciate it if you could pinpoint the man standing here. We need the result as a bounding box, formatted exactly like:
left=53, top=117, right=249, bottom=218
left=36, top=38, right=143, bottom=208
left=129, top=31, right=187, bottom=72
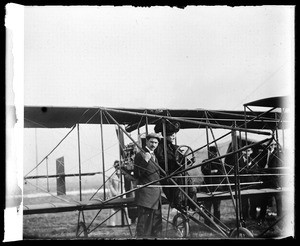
left=258, top=141, right=283, bottom=224
left=134, top=133, right=162, bottom=238
left=201, top=146, right=224, bottom=225
left=239, top=147, right=256, bottom=221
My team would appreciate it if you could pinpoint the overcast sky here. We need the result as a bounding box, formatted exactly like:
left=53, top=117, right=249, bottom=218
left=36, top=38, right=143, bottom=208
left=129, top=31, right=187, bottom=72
left=21, top=5, right=295, bottom=181
left=24, top=5, right=294, bottom=110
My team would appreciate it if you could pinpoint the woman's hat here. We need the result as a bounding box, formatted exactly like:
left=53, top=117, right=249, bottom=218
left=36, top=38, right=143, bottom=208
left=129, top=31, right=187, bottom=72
left=154, top=120, right=180, bottom=136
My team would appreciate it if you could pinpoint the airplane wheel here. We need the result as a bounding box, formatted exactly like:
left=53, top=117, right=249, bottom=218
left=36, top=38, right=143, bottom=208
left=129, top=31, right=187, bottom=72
left=229, top=227, right=254, bottom=238
left=175, top=145, right=194, bottom=166
left=76, top=222, right=88, bottom=238
left=172, top=213, right=190, bottom=238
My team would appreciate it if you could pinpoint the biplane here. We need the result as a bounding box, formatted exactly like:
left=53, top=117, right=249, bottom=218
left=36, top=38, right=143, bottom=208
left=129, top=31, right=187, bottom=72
left=22, top=96, right=293, bottom=239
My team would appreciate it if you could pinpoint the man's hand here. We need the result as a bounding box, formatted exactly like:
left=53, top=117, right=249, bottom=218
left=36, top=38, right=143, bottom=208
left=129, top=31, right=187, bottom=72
left=143, top=152, right=152, bottom=162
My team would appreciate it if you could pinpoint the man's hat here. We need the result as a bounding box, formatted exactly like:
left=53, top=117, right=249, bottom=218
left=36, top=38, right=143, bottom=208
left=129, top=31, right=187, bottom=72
left=154, top=120, right=180, bottom=136
left=113, top=160, right=120, bottom=168
left=146, top=132, right=161, bottom=142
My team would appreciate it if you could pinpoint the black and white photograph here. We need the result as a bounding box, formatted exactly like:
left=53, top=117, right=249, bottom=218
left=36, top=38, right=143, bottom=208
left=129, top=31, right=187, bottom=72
left=5, top=4, right=295, bottom=240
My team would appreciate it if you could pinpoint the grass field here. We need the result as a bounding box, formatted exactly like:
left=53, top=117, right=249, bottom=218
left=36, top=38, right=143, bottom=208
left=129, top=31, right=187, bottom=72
left=23, top=192, right=292, bottom=240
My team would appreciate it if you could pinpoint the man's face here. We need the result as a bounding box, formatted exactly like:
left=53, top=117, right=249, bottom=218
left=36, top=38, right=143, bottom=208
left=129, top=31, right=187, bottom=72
left=146, top=137, right=159, bottom=151
left=242, top=148, right=253, bottom=157
left=114, top=162, right=121, bottom=175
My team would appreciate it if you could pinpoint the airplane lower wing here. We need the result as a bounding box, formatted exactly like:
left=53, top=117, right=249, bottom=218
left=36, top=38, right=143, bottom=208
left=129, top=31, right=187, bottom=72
left=24, top=172, right=102, bottom=179
left=23, top=197, right=136, bottom=215
left=23, top=187, right=290, bottom=215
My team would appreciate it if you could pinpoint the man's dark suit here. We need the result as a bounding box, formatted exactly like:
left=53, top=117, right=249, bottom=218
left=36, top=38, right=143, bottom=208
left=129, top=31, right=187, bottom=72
left=134, top=147, right=162, bottom=237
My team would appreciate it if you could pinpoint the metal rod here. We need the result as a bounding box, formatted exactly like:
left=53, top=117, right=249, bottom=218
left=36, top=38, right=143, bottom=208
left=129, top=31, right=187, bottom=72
left=244, top=106, right=249, bottom=165
left=171, top=173, right=288, bottom=178
left=236, top=127, right=243, bottom=225
left=243, top=108, right=247, bottom=173
left=99, top=110, right=106, bottom=200
left=281, top=108, right=285, bottom=149
left=205, top=118, right=210, bottom=159
left=275, top=113, right=279, bottom=148
left=118, top=126, right=125, bottom=226
left=46, top=157, right=49, bottom=192
left=231, top=127, right=241, bottom=233
left=145, top=110, right=149, bottom=136
left=35, top=128, right=39, bottom=191
left=77, top=124, right=82, bottom=201
left=137, top=181, right=263, bottom=188
left=204, top=115, right=213, bottom=193
left=162, top=119, right=168, bottom=173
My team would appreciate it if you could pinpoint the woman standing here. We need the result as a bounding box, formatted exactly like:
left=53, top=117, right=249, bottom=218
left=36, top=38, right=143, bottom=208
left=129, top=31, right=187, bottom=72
left=107, top=160, right=129, bottom=226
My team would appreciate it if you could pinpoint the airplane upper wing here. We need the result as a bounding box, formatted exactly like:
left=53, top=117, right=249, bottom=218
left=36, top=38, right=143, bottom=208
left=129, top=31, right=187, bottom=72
left=244, top=96, right=290, bottom=108
left=24, top=105, right=285, bottom=131
left=24, top=106, right=147, bottom=128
